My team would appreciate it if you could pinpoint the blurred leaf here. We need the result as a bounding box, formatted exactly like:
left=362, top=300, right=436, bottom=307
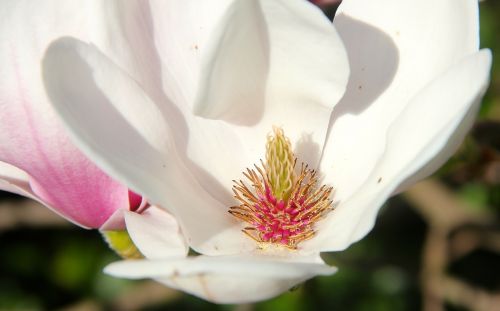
left=458, top=183, right=490, bottom=213
left=50, top=242, right=99, bottom=290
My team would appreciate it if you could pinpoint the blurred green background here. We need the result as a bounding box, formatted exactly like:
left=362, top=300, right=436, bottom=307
left=1, top=2, right=499, bottom=310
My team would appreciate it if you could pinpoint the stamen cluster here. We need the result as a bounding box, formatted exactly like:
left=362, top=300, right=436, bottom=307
left=229, top=128, right=333, bottom=249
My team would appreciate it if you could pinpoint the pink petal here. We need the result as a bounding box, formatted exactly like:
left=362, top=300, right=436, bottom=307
left=0, top=1, right=159, bottom=227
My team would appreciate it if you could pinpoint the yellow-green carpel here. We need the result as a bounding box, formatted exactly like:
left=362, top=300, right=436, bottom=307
left=102, top=230, right=143, bottom=259
left=265, top=127, right=296, bottom=201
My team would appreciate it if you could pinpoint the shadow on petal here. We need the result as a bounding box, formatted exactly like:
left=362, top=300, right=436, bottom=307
left=328, top=14, right=399, bottom=126
left=193, top=0, right=270, bottom=126
left=294, top=132, right=322, bottom=168
left=43, top=38, right=246, bottom=253
left=134, top=3, right=236, bottom=208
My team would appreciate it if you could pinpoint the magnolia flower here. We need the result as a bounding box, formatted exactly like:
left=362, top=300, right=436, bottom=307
left=0, top=1, right=157, bottom=229
left=41, top=0, right=490, bottom=304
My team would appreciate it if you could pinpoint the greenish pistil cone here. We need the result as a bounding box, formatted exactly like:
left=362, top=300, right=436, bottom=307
left=102, top=230, right=143, bottom=259
left=265, top=127, right=295, bottom=200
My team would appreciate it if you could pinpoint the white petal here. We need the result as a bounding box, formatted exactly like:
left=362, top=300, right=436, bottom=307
left=192, top=0, right=268, bottom=123
left=124, top=206, right=188, bottom=259
left=155, top=0, right=349, bottom=210
left=105, top=254, right=335, bottom=304
left=310, top=50, right=492, bottom=251
left=142, top=1, right=248, bottom=209
left=148, top=0, right=233, bottom=110
left=320, top=0, right=480, bottom=202
left=0, top=161, right=29, bottom=185
left=0, top=161, right=34, bottom=198
left=43, top=38, right=253, bottom=255
left=91, top=1, right=170, bottom=99
left=193, top=0, right=349, bottom=164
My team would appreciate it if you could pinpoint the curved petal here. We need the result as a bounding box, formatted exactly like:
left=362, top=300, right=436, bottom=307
left=43, top=38, right=254, bottom=255
left=0, top=0, right=167, bottom=227
left=320, top=0, right=480, bottom=202
left=192, top=0, right=268, bottom=123
left=111, top=186, right=335, bottom=304
left=309, top=50, right=492, bottom=251
left=0, top=161, right=28, bottom=183
left=194, top=0, right=348, bottom=122
left=148, top=0, right=349, bottom=211
left=124, top=206, right=188, bottom=259
left=0, top=161, right=35, bottom=198
left=105, top=254, right=335, bottom=304
left=193, top=0, right=349, bottom=163
left=148, top=0, right=234, bottom=110
left=0, top=161, right=126, bottom=229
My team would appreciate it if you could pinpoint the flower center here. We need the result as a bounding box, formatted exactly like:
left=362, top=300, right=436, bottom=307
left=229, top=127, right=334, bottom=249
